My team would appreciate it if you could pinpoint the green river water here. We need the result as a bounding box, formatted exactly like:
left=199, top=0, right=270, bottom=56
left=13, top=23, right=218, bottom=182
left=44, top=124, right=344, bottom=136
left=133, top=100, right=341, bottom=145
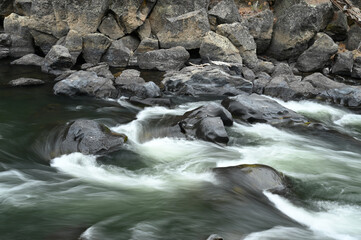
left=0, top=60, right=361, bottom=240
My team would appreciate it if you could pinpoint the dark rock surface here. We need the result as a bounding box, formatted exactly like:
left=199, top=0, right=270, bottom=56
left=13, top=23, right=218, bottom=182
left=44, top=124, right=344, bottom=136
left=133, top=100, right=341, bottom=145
left=11, top=53, right=44, bottom=66
left=332, top=51, right=354, bottom=76
left=325, top=10, right=349, bottom=41
left=82, top=33, right=111, bottom=64
left=42, top=45, right=73, bottom=75
left=8, top=77, right=45, bottom=87
left=101, top=39, right=132, bottom=67
left=0, top=33, right=11, bottom=59
left=346, top=24, right=361, bottom=51
left=60, top=119, right=127, bottom=155
left=208, top=0, right=241, bottom=26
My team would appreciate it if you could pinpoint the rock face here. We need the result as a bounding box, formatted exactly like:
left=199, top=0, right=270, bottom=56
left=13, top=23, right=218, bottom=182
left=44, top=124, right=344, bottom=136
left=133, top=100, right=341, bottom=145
left=53, top=71, right=117, bottom=98
left=11, top=53, right=44, bottom=66
left=216, top=22, right=258, bottom=68
left=8, top=78, right=45, bottom=87
left=42, top=45, right=73, bottom=75
left=60, top=119, right=127, bottom=155
left=162, top=65, right=253, bottom=96
left=245, top=9, right=274, bottom=54
left=200, top=31, right=242, bottom=64
left=221, top=93, right=307, bottom=125
left=0, top=33, right=11, bottom=59
left=138, top=46, right=190, bottom=71
left=156, top=9, right=210, bottom=50
left=214, top=164, right=290, bottom=194
left=296, top=33, right=338, bottom=72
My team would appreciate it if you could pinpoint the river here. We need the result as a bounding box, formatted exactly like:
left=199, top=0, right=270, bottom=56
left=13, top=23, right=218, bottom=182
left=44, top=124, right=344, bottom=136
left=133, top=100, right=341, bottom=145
left=0, top=60, right=361, bottom=240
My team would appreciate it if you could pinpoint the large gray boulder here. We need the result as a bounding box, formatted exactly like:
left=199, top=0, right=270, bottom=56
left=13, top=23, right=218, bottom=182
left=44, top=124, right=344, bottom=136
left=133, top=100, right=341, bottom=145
left=101, top=39, right=132, bottom=67
left=11, top=53, right=44, bottom=66
left=245, top=9, right=274, bottom=54
left=82, top=33, right=111, bottom=64
left=296, top=33, right=338, bottom=72
left=332, top=51, right=354, bottom=76
left=30, top=30, right=58, bottom=55
left=216, top=22, right=258, bottom=68
left=53, top=71, right=117, bottom=98
left=98, top=14, right=125, bottom=40
left=59, top=119, right=127, bottom=155
left=267, top=3, right=333, bottom=60
left=138, top=46, right=190, bottom=71
left=0, top=33, right=11, bottom=59
left=42, top=45, right=73, bottom=75
left=200, top=31, right=242, bottom=64
left=156, top=9, right=210, bottom=50
left=208, top=0, right=241, bottom=26
left=221, top=93, right=307, bottom=125
left=346, top=24, right=361, bottom=51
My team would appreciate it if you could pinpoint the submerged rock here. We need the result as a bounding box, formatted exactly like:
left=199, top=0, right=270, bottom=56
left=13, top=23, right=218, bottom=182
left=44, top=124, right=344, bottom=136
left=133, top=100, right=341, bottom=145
left=8, top=78, right=45, bottom=87
left=213, top=164, right=290, bottom=195
left=11, top=53, right=44, bottom=66
left=60, top=119, right=127, bottom=155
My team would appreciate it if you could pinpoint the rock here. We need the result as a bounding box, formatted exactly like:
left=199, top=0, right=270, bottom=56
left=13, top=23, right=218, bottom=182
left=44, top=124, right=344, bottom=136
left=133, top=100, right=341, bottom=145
left=101, top=39, right=132, bottom=67
left=216, top=22, right=258, bottom=68
left=85, top=63, right=114, bottom=80
left=303, top=73, right=344, bottom=90
left=63, top=30, right=83, bottom=64
left=346, top=24, right=361, bottom=51
left=221, top=93, right=307, bottom=125
left=267, top=3, right=332, bottom=60
left=200, top=31, right=242, bottom=64
left=121, top=35, right=140, bottom=52
left=29, top=30, right=58, bottom=55
left=296, top=33, right=338, bottom=72
left=137, top=19, right=152, bottom=41
left=206, top=234, right=223, bottom=240
left=83, top=33, right=111, bottom=64
left=156, top=9, right=210, bottom=50
left=11, top=53, right=44, bottom=66
left=0, top=0, right=14, bottom=16
left=98, top=14, right=125, bottom=40
left=42, top=45, right=73, bottom=76
left=352, top=54, right=361, bottom=79
left=138, top=46, right=190, bottom=71
left=332, top=51, right=354, bottom=76
left=162, top=65, right=253, bottom=96
left=208, top=0, right=241, bottom=26
left=115, top=69, right=144, bottom=85
left=196, top=117, right=229, bottom=144
left=59, top=119, right=127, bottom=155
left=213, top=164, right=290, bottom=194
left=13, top=0, right=32, bottom=16
left=53, top=71, right=117, bottom=98
left=325, top=10, right=349, bottom=41
left=319, top=87, right=361, bottom=108
left=256, top=61, right=275, bottom=74
left=272, top=63, right=293, bottom=77
left=245, top=9, right=274, bottom=54
left=0, top=33, right=11, bottom=59
left=4, top=13, right=35, bottom=58
left=135, top=38, right=159, bottom=54
left=129, top=97, right=172, bottom=107
left=8, top=78, right=45, bottom=87
left=242, top=67, right=256, bottom=81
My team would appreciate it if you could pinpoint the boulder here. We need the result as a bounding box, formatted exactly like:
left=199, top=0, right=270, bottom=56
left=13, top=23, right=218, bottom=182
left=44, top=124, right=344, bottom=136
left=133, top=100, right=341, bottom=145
left=196, top=117, right=229, bottom=144
left=114, top=69, right=144, bottom=85
left=245, top=9, right=274, bottom=54
left=267, top=3, right=332, bottom=60
left=296, top=33, right=338, bottom=72
left=256, top=61, right=275, bottom=74
left=121, top=35, right=140, bottom=52
left=82, top=33, right=111, bottom=64
left=208, top=0, right=241, bottom=26
left=162, top=65, right=253, bottom=96
left=213, top=164, right=290, bottom=194
left=98, top=14, right=125, bottom=40
left=135, top=38, right=159, bottom=54
left=332, top=51, right=354, bottom=76
left=0, top=33, right=11, bottom=59
left=101, top=39, right=132, bottom=67
left=8, top=78, right=45, bottom=87
left=156, top=9, right=210, bottom=50
left=53, top=71, right=117, bottom=98
left=216, top=22, right=258, bottom=68
left=138, top=46, right=190, bottom=71
left=200, top=31, right=242, bottom=64
left=59, top=119, right=127, bottom=155
left=63, top=30, right=83, bottom=64
left=352, top=54, right=361, bottom=79
left=13, top=0, right=32, bottom=16
left=221, top=93, right=307, bottom=125
left=42, top=45, right=73, bottom=75
left=11, top=53, right=44, bottom=66
left=29, top=30, right=58, bottom=55
left=272, top=63, right=293, bottom=77
left=129, top=97, right=172, bottom=108
left=84, top=63, right=115, bottom=80
left=242, top=67, right=256, bottom=81
left=0, top=0, right=14, bottom=16
left=346, top=25, right=361, bottom=51
left=137, top=19, right=152, bottom=41
left=325, top=10, right=349, bottom=41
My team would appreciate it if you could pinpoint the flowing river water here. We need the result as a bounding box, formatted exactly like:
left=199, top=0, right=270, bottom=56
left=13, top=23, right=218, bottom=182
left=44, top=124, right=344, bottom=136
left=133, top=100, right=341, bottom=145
left=1, top=60, right=361, bottom=240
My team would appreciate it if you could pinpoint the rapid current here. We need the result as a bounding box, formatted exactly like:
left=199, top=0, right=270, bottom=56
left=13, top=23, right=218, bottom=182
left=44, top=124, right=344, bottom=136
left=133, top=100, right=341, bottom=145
left=1, top=60, right=361, bottom=240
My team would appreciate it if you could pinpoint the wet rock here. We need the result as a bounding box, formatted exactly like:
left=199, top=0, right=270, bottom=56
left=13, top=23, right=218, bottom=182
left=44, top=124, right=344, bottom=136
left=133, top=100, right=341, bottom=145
left=325, top=10, right=349, bottom=41
left=216, top=22, right=258, bottom=68
left=208, top=0, right=241, bottom=26
left=200, top=31, right=242, bottom=64
left=157, top=9, right=210, bottom=50
left=213, top=164, right=290, bottom=194
left=222, top=93, right=307, bottom=125
left=346, top=25, right=361, bottom=51
left=98, top=14, right=125, bottom=40
left=83, top=33, right=111, bottom=64
left=332, top=51, right=354, bottom=76
left=245, top=9, right=274, bottom=54
left=129, top=97, right=172, bottom=107
left=162, top=65, right=253, bottom=96
left=60, top=119, right=127, bottom=155
left=0, top=33, right=11, bottom=59
left=8, top=78, right=45, bottom=87
left=296, top=33, right=338, bottom=72
left=138, top=46, right=190, bottom=71
left=101, top=39, right=132, bottom=67
left=196, top=117, right=229, bottom=144
left=42, top=45, right=73, bottom=76
left=53, top=71, right=117, bottom=98
left=11, top=53, right=44, bottom=66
